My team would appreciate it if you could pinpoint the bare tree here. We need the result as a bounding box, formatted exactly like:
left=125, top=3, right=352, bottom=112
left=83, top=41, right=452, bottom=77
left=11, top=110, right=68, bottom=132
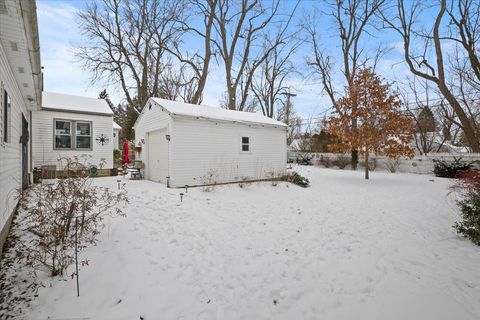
left=403, top=79, right=447, bottom=154
left=77, top=0, right=193, bottom=112
left=305, top=0, right=386, bottom=169
left=212, top=0, right=299, bottom=111
left=380, top=0, right=480, bottom=152
left=251, top=39, right=301, bottom=118
left=165, top=0, right=217, bottom=104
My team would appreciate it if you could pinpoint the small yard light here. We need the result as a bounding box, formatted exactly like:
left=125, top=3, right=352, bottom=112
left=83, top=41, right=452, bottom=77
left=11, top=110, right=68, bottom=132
left=185, top=185, right=188, bottom=193
left=180, top=193, right=184, bottom=202
left=117, top=179, right=121, bottom=190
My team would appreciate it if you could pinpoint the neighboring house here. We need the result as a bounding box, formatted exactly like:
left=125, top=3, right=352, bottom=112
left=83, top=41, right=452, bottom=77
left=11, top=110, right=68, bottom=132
left=113, top=121, right=121, bottom=150
left=134, top=98, right=287, bottom=187
left=32, top=92, right=114, bottom=171
left=0, top=0, right=42, bottom=254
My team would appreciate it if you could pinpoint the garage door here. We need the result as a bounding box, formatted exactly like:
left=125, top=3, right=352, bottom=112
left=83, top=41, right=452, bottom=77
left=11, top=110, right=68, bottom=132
left=147, top=129, right=168, bottom=183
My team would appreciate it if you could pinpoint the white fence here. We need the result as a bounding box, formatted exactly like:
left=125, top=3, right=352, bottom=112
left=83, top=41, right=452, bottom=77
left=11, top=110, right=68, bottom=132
left=289, top=151, right=480, bottom=175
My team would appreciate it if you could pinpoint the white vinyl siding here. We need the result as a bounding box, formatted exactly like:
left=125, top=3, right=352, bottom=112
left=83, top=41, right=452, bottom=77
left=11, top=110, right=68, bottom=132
left=0, top=41, right=30, bottom=241
left=170, top=118, right=286, bottom=187
left=32, top=110, right=113, bottom=169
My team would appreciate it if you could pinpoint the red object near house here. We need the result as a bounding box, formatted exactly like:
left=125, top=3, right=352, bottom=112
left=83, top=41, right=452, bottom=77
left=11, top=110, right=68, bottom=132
left=123, top=140, right=130, bottom=164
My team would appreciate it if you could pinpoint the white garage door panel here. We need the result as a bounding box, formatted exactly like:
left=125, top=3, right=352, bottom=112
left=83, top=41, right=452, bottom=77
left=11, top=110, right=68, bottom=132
left=148, top=129, right=168, bottom=183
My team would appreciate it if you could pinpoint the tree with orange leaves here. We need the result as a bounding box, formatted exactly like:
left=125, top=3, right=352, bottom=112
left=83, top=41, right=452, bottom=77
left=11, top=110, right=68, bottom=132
left=327, top=68, right=415, bottom=179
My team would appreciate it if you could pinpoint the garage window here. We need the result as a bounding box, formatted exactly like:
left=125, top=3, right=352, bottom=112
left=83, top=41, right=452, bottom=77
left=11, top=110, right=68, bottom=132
left=241, top=136, right=250, bottom=152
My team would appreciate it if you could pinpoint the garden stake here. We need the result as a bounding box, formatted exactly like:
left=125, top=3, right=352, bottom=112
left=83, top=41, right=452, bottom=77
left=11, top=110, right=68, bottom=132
left=180, top=193, right=184, bottom=202
left=75, top=217, right=80, bottom=297
left=185, top=185, right=188, bottom=193
left=117, top=179, right=121, bottom=190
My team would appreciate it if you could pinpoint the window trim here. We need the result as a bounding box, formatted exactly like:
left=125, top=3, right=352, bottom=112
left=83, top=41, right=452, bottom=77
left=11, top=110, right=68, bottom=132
left=240, top=135, right=251, bottom=153
left=53, top=118, right=93, bottom=151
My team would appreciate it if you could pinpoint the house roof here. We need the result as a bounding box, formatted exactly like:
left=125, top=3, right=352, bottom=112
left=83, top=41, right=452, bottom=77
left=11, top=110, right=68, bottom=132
left=42, top=92, right=113, bottom=115
left=147, top=97, right=287, bottom=127
left=113, top=121, right=122, bottom=130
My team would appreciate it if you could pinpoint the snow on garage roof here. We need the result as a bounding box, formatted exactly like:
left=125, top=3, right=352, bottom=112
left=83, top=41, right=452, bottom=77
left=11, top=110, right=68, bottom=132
left=42, top=92, right=113, bottom=115
left=150, top=97, right=287, bottom=127
left=113, top=121, right=122, bottom=130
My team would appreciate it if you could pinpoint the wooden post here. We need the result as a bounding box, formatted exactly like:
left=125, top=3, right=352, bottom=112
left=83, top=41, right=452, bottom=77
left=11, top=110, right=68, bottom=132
left=75, top=217, right=80, bottom=297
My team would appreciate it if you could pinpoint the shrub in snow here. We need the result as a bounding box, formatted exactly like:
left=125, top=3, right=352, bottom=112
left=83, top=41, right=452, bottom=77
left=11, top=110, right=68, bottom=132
left=194, top=169, right=219, bottom=192
left=451, top=170, right=480, bottom=245
left=13, top=158, right=128, bottom=277
left=319, top=155, right=332, bottom=168
left=295, top=153, right=314, bottom=165
left=433, top=157, right=471, bottom=178
left=331, top=154, right=350, bottom=169
left=282, top=171, right=310, bottom=188
left=386, top=158, right=401, bottom=173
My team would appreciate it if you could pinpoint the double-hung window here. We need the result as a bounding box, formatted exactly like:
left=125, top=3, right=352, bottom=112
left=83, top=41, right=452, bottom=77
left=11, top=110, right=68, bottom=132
left=54, top=119, right=92, bottom=150
left=241, top=136, right=250, bottom=152
left=76, top=121, right=91, bottom=149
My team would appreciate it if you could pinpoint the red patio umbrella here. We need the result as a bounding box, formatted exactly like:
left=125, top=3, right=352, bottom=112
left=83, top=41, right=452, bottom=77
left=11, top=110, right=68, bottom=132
left=123, top=140, right=130, bottom=165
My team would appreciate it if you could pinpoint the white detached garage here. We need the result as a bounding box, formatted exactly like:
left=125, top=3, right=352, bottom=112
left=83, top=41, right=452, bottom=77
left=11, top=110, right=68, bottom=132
left=134, top=98, right=287, bottom=187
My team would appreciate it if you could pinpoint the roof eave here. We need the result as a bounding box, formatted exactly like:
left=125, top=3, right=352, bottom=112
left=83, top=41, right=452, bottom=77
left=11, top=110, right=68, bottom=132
left=171, top=113, right=288, bottom=129
left=19, top=0, right=42, bottom=110
left=41, top=107, right=114, bottom=117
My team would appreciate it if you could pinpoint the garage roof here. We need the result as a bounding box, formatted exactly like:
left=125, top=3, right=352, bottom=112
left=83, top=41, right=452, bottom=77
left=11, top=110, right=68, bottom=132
left=150, top=98, right=287, bottom=127
left=42, top=92, right=113, bottom=116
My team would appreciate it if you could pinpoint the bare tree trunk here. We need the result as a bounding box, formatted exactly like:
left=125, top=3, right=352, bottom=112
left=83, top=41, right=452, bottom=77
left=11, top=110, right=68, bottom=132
left=364, top=150, right=369, bottom=180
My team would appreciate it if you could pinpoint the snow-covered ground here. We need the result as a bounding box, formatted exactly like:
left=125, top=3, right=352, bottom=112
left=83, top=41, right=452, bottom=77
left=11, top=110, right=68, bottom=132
left=17, top=167, right=480, bottom=319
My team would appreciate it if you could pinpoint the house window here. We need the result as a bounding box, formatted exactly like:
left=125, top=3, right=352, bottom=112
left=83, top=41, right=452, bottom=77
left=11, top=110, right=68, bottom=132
left=54, top=119, right=92, bottom=150
left=55, top=120, right=72, bottom=149
left=241, top=136, right=250, bottom=152
left=76, top=121, right=91, bottom=149
left=3, top=89, right=11, bottom=143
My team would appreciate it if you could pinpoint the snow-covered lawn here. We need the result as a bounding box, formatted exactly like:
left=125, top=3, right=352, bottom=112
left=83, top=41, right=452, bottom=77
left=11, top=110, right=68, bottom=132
left=21, top=167, right=480, bottom=319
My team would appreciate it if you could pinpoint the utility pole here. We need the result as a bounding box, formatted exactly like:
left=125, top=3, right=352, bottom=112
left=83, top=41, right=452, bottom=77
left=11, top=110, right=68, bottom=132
left=282, top=90, right=297, bottom=125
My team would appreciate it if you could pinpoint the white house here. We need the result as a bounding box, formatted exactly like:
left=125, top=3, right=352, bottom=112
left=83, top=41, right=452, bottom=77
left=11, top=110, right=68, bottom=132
left=134, top=98, right=287, bottom=187
left=0, top=0, right=42, bottom=253
left=113, top=121, right=121, bottom=150
left=32, top=92, right=114, bottom=171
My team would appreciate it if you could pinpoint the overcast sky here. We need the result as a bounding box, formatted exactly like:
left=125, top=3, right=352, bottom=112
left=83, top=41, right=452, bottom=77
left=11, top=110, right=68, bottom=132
left=37, top=0, right=418, bottom=120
